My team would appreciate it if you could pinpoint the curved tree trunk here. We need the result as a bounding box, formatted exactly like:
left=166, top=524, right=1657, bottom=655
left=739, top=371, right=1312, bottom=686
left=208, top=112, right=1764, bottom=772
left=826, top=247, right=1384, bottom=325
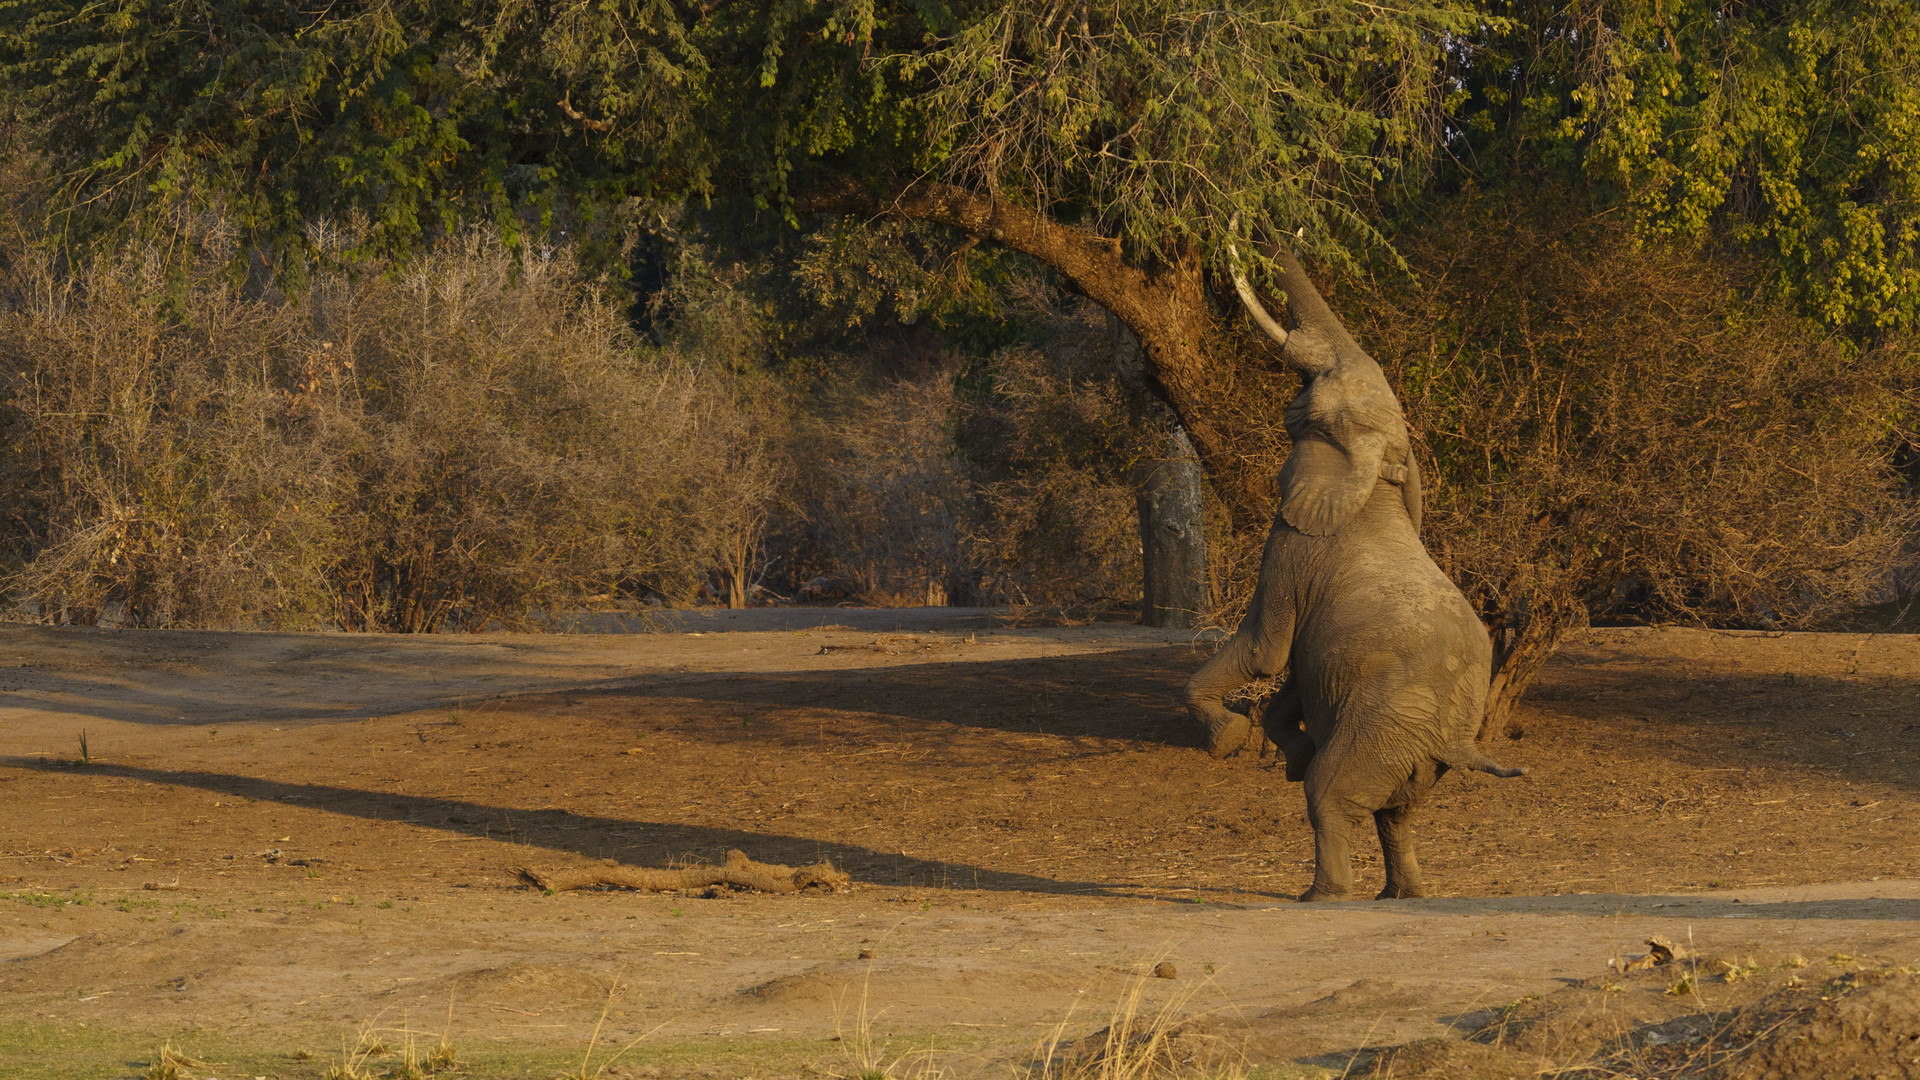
left=798, top=177, right=1577, bottom=721
left=795, top=178, right=1270, bottom=526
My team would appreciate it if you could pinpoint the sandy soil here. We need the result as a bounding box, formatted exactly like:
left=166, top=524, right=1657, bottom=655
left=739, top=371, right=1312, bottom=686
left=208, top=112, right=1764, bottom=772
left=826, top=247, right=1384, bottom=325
left=0, top=618, right=1916, bottom=1078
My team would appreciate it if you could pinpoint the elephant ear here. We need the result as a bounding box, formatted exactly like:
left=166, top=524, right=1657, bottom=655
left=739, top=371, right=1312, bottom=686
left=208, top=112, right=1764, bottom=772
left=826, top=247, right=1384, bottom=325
left=1278, top=428, right=1390, bottom=537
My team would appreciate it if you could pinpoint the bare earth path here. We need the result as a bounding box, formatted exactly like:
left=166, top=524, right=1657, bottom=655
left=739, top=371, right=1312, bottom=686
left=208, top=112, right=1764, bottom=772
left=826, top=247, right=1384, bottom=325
left=0, top=618, right=1915, bottom=1077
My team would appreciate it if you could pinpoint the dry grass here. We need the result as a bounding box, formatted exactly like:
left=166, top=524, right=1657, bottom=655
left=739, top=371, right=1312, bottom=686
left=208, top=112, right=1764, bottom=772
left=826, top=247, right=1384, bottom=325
left=1023, top=970, right=1246, bottom=1080
left=1368, top=953, right=1920, bottom=1080
left=141, top=1039, right=208, bottom=1080
left=0, top=215, right=789, bottom=629
left=835, top=966, right=948, bottom=1080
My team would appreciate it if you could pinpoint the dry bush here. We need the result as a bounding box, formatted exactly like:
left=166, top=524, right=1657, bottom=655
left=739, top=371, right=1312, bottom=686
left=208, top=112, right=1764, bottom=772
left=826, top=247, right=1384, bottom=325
left=613, top=245, right=797, bottom=609
left=958, top=306, right=1152, bottom=611
left=298, top=231, right=736, bottom=630
left=0, top=233, right=338, bottom=627
left=1347, top=194, right=1920, bottom=727
left=796, top=369, right=980, bottom=605
left=786, top=293, right=1149, bottom=612
left=0, top=219, right=781, bottom=629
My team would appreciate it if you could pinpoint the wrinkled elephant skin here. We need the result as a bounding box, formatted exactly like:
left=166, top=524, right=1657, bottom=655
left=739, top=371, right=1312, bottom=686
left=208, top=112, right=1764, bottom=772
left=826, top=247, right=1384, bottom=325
left=1190, top=248, right=1524, bottom=902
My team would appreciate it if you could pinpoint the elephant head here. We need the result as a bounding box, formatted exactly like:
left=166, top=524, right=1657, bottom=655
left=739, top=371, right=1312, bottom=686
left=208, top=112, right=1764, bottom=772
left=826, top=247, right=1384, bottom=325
left=1228, top=243, right=1422, bottom=535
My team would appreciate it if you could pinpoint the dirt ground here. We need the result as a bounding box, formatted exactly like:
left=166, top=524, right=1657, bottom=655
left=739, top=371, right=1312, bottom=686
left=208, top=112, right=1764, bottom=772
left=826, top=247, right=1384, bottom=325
left=0, top=618, right=1917, bottom=1078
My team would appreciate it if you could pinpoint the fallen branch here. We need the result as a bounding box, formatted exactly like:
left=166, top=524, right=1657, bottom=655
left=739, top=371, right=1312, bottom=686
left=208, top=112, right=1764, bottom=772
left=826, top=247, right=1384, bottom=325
left=518, top=849, right=849, bottom=895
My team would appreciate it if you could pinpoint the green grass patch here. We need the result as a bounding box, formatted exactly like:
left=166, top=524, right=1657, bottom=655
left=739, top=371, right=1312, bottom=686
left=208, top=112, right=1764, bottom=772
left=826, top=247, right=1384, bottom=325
left=2, top=889, right=96, bottom=911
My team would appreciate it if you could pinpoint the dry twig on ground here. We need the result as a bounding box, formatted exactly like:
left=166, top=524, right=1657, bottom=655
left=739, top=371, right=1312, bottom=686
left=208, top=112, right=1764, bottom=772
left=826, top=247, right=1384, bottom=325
left=518, top=850, right=849, bottom=895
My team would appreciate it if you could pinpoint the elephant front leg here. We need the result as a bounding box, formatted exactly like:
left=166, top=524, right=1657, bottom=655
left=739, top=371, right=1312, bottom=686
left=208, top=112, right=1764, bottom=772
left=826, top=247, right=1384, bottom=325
left=1185, top=613, right=1294, bottom=760
left=1373, top=804, right=1427, bottom=899
left=1261, top=679, right=1315, bottom=781
left=1185, top=632, right=1259, bottom=758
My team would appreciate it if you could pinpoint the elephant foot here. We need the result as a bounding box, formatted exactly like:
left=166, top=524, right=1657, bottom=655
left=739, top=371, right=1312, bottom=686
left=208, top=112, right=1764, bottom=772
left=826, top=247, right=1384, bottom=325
left=1376, top=883, right=1428, bottom=900
left=1206, top=713, right=1251, bottom=759
left=1297, top=885, right=1352, bottom=903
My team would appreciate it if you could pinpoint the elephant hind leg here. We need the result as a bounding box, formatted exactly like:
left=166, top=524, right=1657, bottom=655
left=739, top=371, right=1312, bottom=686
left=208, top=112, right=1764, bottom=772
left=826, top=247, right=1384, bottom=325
left=1298, top=744, right=1370, bottom=901
left=1299, top=798, right=1367, bottom=902
left=1374, top=804, right=1427, bottom=900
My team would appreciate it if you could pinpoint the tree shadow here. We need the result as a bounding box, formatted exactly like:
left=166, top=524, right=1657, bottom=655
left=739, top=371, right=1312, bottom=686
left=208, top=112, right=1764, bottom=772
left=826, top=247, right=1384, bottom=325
left=0, top=624, right=660, bottom=727
left=0, top=756, right=1286, bottom=902
left=580, top=646, right=1206, bottom=750
left=1518, top=650, right=1920, bottom=793
left=0, top=624, right=1209, bottom=739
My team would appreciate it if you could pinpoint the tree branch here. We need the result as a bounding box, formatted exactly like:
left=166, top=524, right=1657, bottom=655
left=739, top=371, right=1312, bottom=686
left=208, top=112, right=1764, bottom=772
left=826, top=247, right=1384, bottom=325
left=796, top=177, right=1271, bottom=522
left=557, top=90, right=611, bottom=133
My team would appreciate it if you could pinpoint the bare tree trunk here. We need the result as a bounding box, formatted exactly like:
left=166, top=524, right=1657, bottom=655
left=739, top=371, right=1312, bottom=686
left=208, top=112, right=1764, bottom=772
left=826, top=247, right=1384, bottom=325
left=1108, top=316, right=1211, bottom=629
left=720, top=526, right=757, bottom=610
left=1138, top=427, right=1208, bottom=629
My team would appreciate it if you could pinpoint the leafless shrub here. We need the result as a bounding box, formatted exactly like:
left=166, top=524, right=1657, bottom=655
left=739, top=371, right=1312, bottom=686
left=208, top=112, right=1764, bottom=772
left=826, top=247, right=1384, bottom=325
left=780, top=293, right=1147, bottom=612
left=0, top=219, right=782, bottom=629
left=639, top=247, right=797, bottom=608
left=1346, top=195, right=1920, bottom=727
left=1, top=231, right=337, bottom=627
left=796, top=368, right=979, bottom=606
left=958, top=305, right=1150, bottom=611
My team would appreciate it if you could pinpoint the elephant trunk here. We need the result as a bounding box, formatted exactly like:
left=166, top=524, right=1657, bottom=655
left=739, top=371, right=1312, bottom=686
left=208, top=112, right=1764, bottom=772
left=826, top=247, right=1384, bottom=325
left=1221, top=230, right=1370, bottom=378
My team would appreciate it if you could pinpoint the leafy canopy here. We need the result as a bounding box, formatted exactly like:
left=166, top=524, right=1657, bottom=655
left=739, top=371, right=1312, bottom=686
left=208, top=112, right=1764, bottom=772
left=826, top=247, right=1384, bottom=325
left=1453, top=0, right=1920, bottom=333
left=0, top=0, right=1479, bottom=272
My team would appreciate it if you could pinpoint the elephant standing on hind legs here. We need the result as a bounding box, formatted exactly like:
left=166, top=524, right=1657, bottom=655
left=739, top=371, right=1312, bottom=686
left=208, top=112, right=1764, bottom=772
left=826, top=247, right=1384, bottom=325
left=1185, top=242, right=1526, bottom=903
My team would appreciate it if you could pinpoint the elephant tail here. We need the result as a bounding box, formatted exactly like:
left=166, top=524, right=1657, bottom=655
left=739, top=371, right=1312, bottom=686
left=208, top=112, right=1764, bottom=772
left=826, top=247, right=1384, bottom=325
left=1441, top=743, right=1528, bottom=779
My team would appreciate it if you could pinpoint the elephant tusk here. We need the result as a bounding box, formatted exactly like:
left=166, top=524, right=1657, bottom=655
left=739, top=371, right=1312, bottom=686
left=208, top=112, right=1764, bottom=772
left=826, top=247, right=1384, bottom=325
left=1225, top=215, right=1289, bottom=350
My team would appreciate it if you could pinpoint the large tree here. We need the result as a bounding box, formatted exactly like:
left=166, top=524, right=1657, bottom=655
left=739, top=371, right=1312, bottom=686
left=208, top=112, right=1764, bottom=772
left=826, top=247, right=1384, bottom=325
left=0, top=0, right=1480, bottom=521
left=6, top=0, right=1918, bottom=715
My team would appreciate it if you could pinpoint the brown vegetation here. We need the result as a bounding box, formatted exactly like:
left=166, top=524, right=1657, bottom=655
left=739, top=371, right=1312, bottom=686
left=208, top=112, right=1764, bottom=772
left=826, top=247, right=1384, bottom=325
left=1362, top=961, right=1920, bottom=1080
left=0, top=219, right=782, bottom=628
left=1351, top=197, right=1920, bottom=727
left=2, top=184, right=1916, bottom=739
left=0, top=207, right=1154, bottom=627
left=517, top=850, right=849, bottom=895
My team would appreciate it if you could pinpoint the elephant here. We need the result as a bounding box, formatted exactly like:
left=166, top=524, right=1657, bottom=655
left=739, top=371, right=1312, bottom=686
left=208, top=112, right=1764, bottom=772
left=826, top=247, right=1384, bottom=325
left=1185, top=244, right=1525, bottom=902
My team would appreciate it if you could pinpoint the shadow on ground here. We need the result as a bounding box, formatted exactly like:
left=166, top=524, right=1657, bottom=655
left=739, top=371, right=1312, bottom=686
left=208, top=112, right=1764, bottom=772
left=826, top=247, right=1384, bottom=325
left=597, top=647, right=1204, bottom=748
left=0, top=622, right=1198, bottom=731
left=0, top=757, right=1283, bottom=902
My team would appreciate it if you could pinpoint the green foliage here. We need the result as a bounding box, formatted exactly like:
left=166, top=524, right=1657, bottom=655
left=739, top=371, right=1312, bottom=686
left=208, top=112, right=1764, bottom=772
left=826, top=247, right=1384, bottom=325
left=0, top=0, right=1481, bottom=282
left=0, top=0, right=709, bottom=263
left=926, top=0, right=1485, bottom=269
left=1454, top=1, right=1920, bottom=333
